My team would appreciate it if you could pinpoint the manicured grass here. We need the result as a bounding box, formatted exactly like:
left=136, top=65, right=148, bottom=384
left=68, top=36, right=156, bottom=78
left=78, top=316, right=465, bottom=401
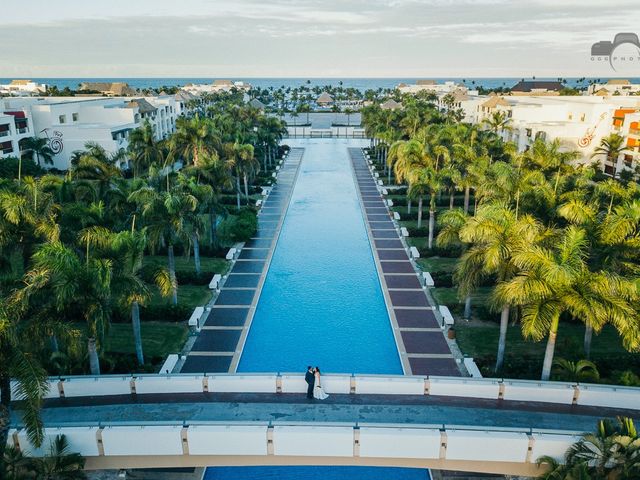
left=148, top=284, right=212, bottom=309
left=455, top=321, right=630, bottom=361
left=416, top=256, right=458, bottom=273
left=144, top=255, right=229, bottom=274
left=73, top=322, right=188, bottom=358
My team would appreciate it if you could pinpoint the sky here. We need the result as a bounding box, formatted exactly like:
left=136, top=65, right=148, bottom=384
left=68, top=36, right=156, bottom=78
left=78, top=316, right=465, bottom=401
left=1, top=0, right=639, bottom=78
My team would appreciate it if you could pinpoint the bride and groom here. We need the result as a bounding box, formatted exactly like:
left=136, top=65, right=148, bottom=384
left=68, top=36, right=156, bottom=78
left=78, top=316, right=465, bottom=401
left=305, top=366, right=329, bottom=400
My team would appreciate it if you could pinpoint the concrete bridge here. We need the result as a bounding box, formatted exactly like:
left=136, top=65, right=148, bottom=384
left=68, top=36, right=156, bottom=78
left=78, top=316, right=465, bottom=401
left=8, top=374, right=640, bottom=476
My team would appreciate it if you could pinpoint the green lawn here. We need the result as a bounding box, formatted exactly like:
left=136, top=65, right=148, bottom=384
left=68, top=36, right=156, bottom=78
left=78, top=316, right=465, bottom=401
left=148, top=284, right=212, bottom=309
left=416, top=256, right=458, bottom=272
left=143, top=255, right=229, bottom=274
left=73, top=322, right=188, bottom=358
left=456, top=322, right=630, bottom=360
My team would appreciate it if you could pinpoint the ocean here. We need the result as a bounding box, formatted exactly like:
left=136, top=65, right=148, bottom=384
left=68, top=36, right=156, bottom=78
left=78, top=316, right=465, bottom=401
left=2, top=77, right=637, bottom=92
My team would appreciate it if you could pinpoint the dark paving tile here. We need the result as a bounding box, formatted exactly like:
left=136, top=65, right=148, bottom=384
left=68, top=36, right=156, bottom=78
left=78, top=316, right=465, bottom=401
left=232, top=261, right=265, bottom=274
left=238, top=249, right=269, bottom=260
left=395, top=308, right=439, bottom=328
left=192, top=329, right=242, bottom=352
left=204, top=307, right=249, bottom=327
left=378, top=249, right=410, bottom=261
left=385, top=275, right=422, bottom=289
left=372, top=230, right=398, bottom=239
left=243, top=239, right=272, bottom=249
left=215, top=289, right=256, bottom=305
left=367, top=214, right=390, bottom=221
left=375, top=239, right=404, bottom=249
left=389, top=290, right=430, bottom=307
left=409, top=357, right=460, bottom=377
left=365, top=208, right=388, bottom=214
left=402, top=331, right=451, bottom=354
left=381, top=261, right=414, bottom=274
left=181, top=355, right=233, bottom=373
left=369, top=221, right=395, bottom=229
left=223, top=274, right=261, bottom=288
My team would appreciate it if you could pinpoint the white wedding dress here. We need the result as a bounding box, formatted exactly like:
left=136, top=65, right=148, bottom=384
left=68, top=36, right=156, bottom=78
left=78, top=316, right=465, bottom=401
left=313, top=372, right=329, bottom=400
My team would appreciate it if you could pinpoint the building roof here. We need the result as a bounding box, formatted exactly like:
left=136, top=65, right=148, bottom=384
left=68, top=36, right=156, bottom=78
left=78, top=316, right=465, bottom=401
left=481, top=96, right=510, bottom=108
left=451, top=88, right=469, bottom=103
left=213, top=79, right=234, bottom=86
left=381, top=99, right=402, bottom=110
left=594, top=88, right=610, bottom=96
left=248, top=98, right=266, bottom=109
left=416, top=80, right=437, bottom=86
left=127, top=98, right=157, bottom=115
left=79, top=82, right=136, bottom=96
left=175, top=90, right=197, bottom=102
left=10, top=79, right=33, bottom=85
left=607, top=79, right=631, bottom=85
left=511, top=80, right=564, bottom=92
left=316, top=92, right=334, bottom=104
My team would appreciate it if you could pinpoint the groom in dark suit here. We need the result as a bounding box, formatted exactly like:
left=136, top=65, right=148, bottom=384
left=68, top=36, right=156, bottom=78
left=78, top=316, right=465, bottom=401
left=305, top=366, right=315, bottom=399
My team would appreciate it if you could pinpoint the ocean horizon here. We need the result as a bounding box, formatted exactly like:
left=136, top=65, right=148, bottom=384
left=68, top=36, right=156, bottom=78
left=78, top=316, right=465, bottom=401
left=2, top=77, right=638, bottom=92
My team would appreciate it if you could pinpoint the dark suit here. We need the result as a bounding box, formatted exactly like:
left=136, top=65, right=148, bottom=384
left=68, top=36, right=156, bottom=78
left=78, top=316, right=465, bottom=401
left=305, top=370, right=315, bottom=398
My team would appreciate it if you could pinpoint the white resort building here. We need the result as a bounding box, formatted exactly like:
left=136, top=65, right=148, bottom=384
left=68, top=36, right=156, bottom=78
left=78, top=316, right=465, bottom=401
left=0, top=79, right=47, bottom=96
left=0, top=94, right=181, bottom=170
left=461, top=94, right=640, bottom=176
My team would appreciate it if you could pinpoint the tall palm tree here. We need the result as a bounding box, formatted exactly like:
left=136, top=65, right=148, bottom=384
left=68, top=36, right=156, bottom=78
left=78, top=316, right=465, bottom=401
left=171, top=116, right=219, bottom=169
left=109, top=230, right=172, bottom=366
left=127, top=120, right=164, bottom=177
left=0, top=306, right=50, bottom=461
left=495, top=225, right=639, bottom=380
left=458, top=204, right=544, bottom=372
left=592, top=133, right=626, bottom=177
left=128, top=181, right=197, bottom=305
left=22, top=136, right=54, bottom=168
left=482, top=111, right=511, bottom=135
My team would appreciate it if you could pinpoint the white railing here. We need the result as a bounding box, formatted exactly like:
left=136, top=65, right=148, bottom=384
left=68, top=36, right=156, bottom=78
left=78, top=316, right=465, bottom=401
left=14, top=374, right=640, bottom=411
left=7, top=421, right=582, bottom=467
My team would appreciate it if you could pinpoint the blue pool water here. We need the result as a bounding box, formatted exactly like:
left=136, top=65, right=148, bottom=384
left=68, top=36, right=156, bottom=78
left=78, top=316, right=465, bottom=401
left=212, top=139, right=418, bottom=479
left=204, top=466, right=429, bottom=480
left=237, top=139, right=402, bottom=374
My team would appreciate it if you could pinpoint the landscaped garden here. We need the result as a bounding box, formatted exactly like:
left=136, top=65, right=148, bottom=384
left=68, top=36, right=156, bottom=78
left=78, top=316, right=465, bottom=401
left=362, top=95, right=640, bottom=386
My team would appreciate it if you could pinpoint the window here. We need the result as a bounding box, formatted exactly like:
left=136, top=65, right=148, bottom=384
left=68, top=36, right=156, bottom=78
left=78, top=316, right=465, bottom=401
left=526, top=128, right=532, bottom=137
left=58, top=115, right=66, bottom=124
left=624, top=154, right=634, bottom=167
left=568, top=113, right=573, bottom=120
left=72, top=113, right=79, bottom=122
left=580, top=113, right=586, bottom=122
left=1, top=141, right=13, bottom=154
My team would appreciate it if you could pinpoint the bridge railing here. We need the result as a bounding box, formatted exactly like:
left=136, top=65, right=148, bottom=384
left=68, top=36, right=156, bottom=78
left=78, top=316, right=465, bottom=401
left=14, top=373, right=640, bottom=411
left=8, top=420, right=582, bottom=466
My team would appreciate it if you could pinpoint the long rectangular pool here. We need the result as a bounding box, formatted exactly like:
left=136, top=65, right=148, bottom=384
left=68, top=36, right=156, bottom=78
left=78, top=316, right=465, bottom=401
left=237, top=138, right=402, bottom=374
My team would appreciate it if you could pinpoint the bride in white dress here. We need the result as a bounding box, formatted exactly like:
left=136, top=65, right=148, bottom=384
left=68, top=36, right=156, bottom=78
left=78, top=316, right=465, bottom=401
left=313, top=367, right=329, bottom=400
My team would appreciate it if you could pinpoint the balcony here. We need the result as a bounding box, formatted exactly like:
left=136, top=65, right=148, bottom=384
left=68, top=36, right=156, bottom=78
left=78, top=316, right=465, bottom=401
left=629, top=128, right=640, bottom=136
left=0, top=130, right=9, bottom=138
left=17, top=127, right=28, bottom=134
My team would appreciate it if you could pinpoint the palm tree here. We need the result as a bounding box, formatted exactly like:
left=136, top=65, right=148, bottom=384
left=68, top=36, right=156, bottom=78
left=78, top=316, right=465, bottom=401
left=458, top=204, right=544, bottom=372
left=495, top=225, right=639, bottom=380
left=592, top=133, right=626, bottom=177
left=22, top=136, right=54, bottom=168
left=109, top=230, right=172, bottom=366
left=0, top=306, right=50, bottom=462
left=482, top=111, right=511, bottom=135
left=551, top=358, right=599, bottom=382
left=128, top=181, right=197, bottom=305
left=538, top=417, right=640, bottom=479
left=171, top=116, right=219, bottom=169
left=127, top=120, right=164, bottom=177
left=34, top=434, right=86, bottom=480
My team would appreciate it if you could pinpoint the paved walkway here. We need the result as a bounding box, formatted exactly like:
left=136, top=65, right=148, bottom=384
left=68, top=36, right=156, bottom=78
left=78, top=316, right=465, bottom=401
left=349, top=149, right=459, bottom=376
left=20, top=393, right=638, bottom=431
left=181, top=150, right=303, bottom=373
